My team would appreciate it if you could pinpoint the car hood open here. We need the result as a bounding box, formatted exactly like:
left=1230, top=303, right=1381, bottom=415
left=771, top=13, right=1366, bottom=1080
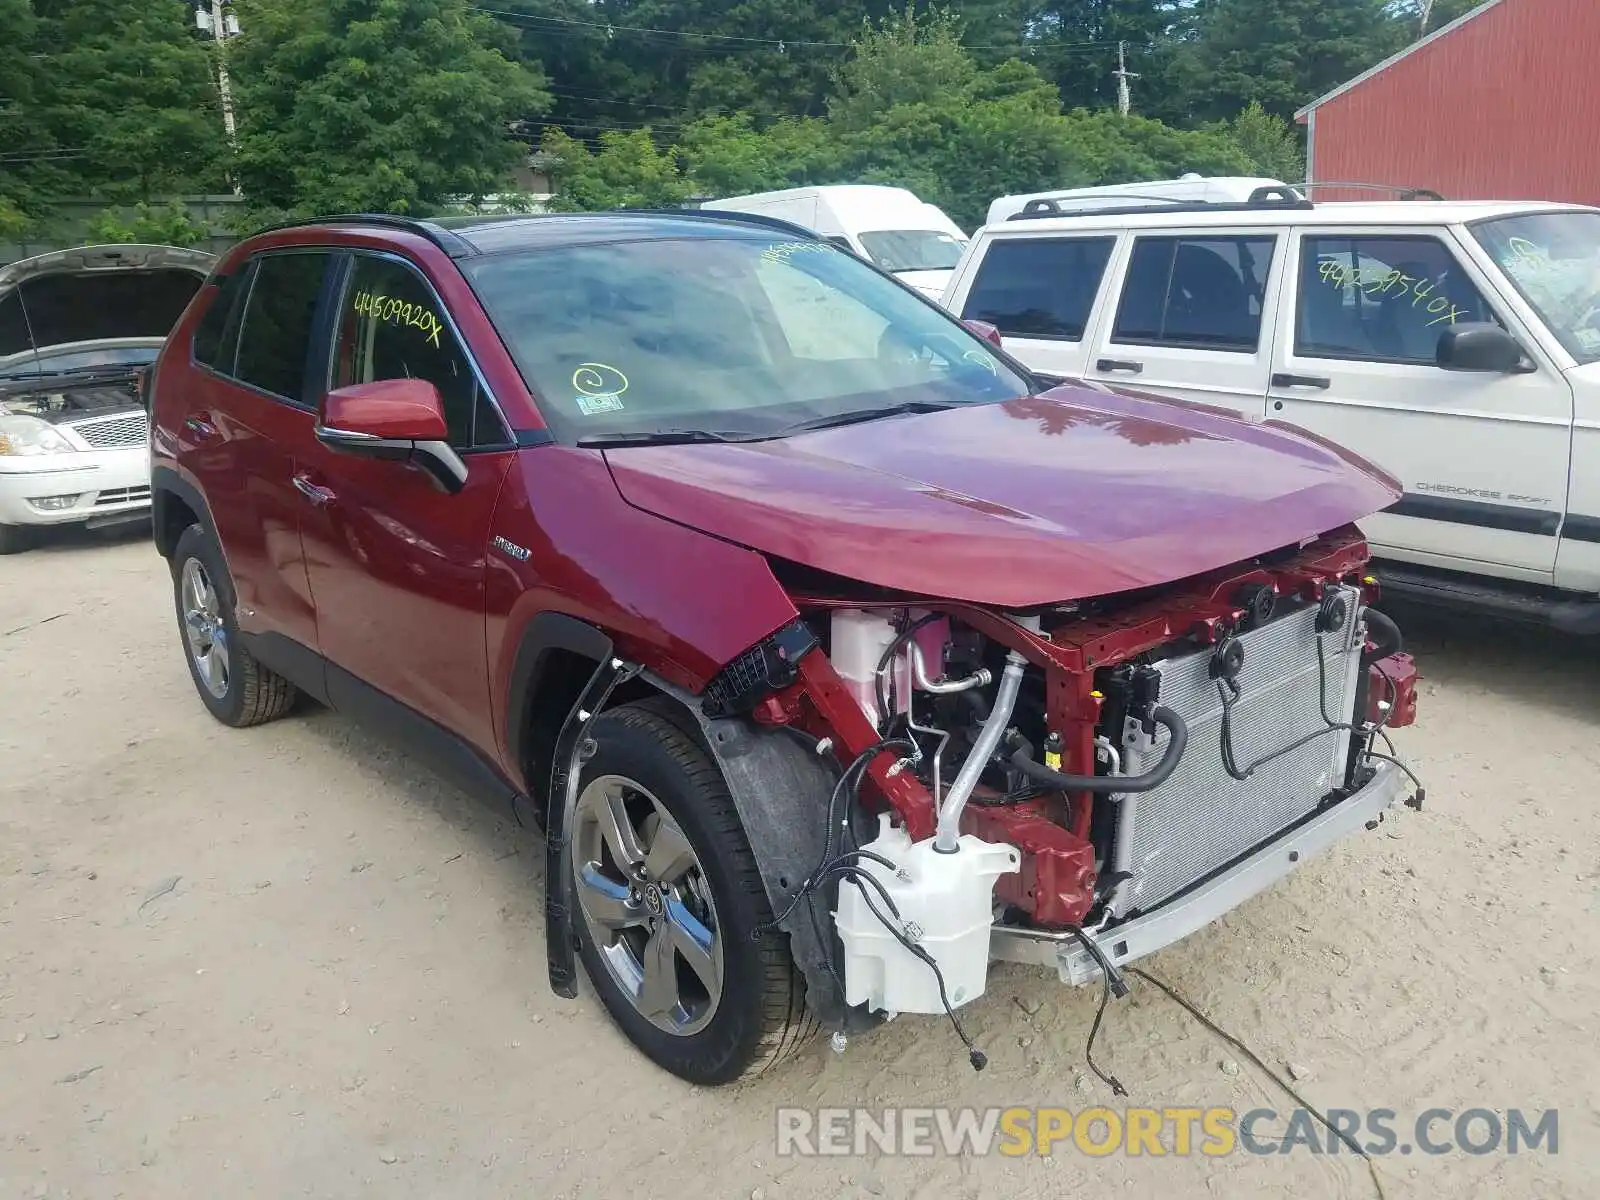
left=602, top=384, right=1402, bottom=608
left=0, top=244, right=214, bottom=359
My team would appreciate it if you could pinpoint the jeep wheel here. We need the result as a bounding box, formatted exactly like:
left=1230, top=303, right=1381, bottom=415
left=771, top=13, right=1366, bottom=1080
left=171, top=524, right=296, bottom=728
left=571, top=703, right=817, bottom=1085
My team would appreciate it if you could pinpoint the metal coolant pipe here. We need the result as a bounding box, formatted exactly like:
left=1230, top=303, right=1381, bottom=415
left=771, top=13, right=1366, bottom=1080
left=934, top=649, right=1027, bottom=853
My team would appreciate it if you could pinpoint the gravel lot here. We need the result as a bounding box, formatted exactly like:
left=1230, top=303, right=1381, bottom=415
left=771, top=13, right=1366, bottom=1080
left=2, top=528, right=1597, bottom=1199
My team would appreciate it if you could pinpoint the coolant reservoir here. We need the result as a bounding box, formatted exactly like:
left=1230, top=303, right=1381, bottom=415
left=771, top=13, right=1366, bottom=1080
left=834, top=815, right=1020, bottom=1016
left=830, top=610, right=909, bottom=727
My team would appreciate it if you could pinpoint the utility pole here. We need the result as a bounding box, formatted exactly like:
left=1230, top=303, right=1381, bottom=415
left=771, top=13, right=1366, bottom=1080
left=196, top=0, right=241, bottom=193
left=1113, top=41, right=1139, bottom=118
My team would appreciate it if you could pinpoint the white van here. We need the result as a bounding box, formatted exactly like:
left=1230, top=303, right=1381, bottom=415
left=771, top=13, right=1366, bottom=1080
left=941, top=191, right=1600, bottom=631
left=985, top=177, right=1298, bottom=226
left=701, top=185, right=967, bottom=299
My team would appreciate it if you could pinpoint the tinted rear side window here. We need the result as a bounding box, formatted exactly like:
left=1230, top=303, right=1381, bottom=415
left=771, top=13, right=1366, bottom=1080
left=233, top=252, right=332, bottom=402
left=1112, top=236, right=1276, bottom=351
left=192, top=265, right=253, bottom=372
left=960, top=237, right=1115, bottom=340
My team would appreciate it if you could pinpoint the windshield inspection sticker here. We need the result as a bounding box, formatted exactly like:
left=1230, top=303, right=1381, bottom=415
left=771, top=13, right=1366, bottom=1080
left=572, top=362, right=629, bottom=416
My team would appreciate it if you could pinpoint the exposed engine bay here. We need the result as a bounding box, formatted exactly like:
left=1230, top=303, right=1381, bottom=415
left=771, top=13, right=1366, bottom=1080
left=695, top=528, right=1421, bottom=1049
left=1, top=376, right=146, bottom=424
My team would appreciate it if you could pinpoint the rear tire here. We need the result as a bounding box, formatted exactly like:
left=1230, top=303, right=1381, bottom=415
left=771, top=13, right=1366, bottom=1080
left=170, top=524, right=296, bottom=727
left=570, top=703, right=817, bottom=1085
left=0, top=523, right=36, bottom=555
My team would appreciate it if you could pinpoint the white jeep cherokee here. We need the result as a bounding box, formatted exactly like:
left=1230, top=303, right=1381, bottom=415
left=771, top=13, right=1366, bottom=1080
left=941, top=189, right=1600, bottom=630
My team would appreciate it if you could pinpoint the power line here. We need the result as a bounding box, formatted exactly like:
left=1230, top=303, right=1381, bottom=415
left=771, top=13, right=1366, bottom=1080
left=473, top=6, right=1121, bottom=55
left=543, top=86, right=708, bottom=113
left=0, top=147, right=91, bottom=162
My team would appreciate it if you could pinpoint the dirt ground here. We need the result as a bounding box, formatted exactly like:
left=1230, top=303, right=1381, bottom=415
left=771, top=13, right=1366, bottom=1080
left=2, top=527, right=1597, bottom=1199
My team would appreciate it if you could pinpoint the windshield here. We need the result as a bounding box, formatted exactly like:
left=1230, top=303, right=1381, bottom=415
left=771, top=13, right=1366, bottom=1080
left=856, top=229, right=965, bottom=273
left=466, top=233, right=1029, bottom=443
left=1473, top=211, right=1600, bottom=364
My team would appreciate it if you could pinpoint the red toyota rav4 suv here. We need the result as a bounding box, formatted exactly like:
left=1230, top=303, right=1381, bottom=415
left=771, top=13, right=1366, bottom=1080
left=149, top=212, right=1420, bottom=1085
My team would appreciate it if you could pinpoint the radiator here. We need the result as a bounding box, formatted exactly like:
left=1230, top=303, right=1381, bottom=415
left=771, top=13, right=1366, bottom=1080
left=1108, top=586, right=1364, bottom=918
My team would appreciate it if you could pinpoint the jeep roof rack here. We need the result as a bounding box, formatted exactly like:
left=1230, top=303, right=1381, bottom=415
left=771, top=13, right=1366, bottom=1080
left=1292, top=181, right=1446, bottom=202
left=1007, top=186, right=1314, bottom=223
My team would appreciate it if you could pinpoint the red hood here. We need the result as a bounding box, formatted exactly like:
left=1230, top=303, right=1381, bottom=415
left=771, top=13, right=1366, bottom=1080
left=602, top=385, right=1401, bottom=608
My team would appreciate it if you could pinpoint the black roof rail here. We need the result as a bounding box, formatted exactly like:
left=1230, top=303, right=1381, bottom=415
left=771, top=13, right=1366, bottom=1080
left=247, top=212, right=479, bottom=257
left=618, top=206, right=824, bottom=241
left=1006, top=196, right=1315, bottom=223
left=1244, top=184, right=1308, bottom=204
left=1293, top=181, right=1446, bottom=201
left=1015, top=193, right=1195, bottom=218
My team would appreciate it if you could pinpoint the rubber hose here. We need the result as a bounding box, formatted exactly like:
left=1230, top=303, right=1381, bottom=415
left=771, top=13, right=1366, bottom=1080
left=1361, top=608, right=1403, bottom=667
left=1008, top=705, right=1189, bottom=795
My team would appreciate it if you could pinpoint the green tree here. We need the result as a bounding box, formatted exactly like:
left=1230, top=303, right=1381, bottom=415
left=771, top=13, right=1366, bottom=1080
left=822, top=8, right=1255, bottom=229
left=84, top=201, right=211, bottom=247
left=1169, top=0, right=1401, bottom=122
left=0, top=0, right=52, bottom=230
left=1026, top=0, right=1184, bottom=116
left=675, top=115, right=840, bottom=196
left=828, top=6, right=978, bottom=132
left=230, top=0, right=550, bottom=216
left=491, top=0, right=917, bottom=134
left=1399, top=0, right=1483, bottom=37
left=539, top=127, right=693, bottom=210
left=1219, top=101, right=1305, bottom=182
left=29, top=0, right=231, bottom=201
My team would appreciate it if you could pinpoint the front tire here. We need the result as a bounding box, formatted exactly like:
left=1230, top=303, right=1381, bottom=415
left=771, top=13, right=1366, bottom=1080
left=571, top=703, right=817, bottom=1085
left=0, top=523, right=36, bottom=555
left=170, top=524, right=296, bottom=728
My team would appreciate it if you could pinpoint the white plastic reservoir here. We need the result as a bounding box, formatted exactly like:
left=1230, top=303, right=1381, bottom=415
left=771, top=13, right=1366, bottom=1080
left=834, top=814, right=1020, bottom=1015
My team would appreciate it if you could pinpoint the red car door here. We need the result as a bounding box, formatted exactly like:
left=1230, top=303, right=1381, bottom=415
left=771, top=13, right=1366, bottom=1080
left=180, top=250, right=339, bottom=659
left=295, top=251, right=514, bottom=757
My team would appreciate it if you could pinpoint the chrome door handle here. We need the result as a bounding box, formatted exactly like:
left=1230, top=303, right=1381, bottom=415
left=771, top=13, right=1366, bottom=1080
left=292, top=475, right=336, bottom=506
left=183, top=414, right=217, bottom=441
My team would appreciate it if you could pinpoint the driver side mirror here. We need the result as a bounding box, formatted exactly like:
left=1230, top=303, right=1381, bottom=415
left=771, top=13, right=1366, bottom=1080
left=1436, top=323, right=1529, bottom=374
left=316, top=378, right=468, bottom=494
left=962, top=319, right=1005, bottom=350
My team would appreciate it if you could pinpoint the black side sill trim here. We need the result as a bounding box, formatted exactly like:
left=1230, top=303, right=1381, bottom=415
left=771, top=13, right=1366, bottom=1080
left=1561, top=513, right=1600, bottom=544
left=1386, top=493, right=1560, bottom=536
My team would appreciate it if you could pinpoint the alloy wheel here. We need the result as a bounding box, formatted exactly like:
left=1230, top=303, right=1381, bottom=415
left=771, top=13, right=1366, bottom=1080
left=572, top=774, right=725, bottom=1036
left=180, top=557, right=230, bottom=700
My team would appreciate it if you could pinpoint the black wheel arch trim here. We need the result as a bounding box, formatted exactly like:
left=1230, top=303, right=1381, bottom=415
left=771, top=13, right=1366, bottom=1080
left=643, top=674, right=880, bottom=1036
left=502, top=611, right=617, bottom=797
left=544, top=653, right=639, bottom=999
left=151, top=465, right=222, bottom=561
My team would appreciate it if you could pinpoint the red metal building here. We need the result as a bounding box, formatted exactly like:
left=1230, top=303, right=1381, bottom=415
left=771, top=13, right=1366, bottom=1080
left=1297, top=0, right=1600, bottom=205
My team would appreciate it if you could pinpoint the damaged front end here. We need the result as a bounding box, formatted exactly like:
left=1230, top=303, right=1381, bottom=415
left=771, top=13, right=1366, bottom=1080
left=683, top=527, right=1420, bottom=1043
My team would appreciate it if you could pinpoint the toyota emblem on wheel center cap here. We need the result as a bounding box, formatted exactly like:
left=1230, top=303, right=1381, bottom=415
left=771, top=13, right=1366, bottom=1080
left=642, top=883, right=665, bottom=916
